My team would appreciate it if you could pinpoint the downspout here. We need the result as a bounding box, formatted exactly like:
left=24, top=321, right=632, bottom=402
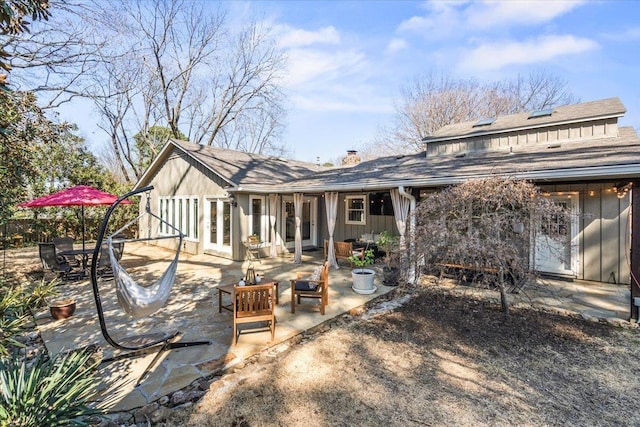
left=398, top=186, right=416, bottom=284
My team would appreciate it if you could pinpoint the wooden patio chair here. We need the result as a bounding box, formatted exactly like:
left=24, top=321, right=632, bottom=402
left=290, top=261, right=329, bottom=315
left=233, top=283, right=276, bottom=344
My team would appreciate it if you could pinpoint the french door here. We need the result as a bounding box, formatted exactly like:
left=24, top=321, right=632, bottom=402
left=281, top=196, right=317, bottom=249
left=204, top=198, right=232, bottom=254
left=533, top=194, right=578, bottom=276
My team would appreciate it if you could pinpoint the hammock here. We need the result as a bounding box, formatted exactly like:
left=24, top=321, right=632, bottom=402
left=106, top=201, right=183, bottom=318
left=89, top=185, right=209, bottom=385
left=110, top=235, right=180, bottom=317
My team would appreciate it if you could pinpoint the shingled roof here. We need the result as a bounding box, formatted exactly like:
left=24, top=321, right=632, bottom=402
left=134, top=139, right=325, bottom=191
left=256, top=126, right=640, bottom=193
left=171, top=139, right=325, bottom=187
left=135, top=98, right=640, bottom=194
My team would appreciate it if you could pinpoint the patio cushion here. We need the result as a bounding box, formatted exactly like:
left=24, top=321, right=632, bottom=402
left=295, top=280, right=319, bottom=291
left=308, top=265, right=323, bottom=281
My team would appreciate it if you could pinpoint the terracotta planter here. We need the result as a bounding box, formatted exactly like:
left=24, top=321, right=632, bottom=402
left=49, top=298, right=76, bottom=320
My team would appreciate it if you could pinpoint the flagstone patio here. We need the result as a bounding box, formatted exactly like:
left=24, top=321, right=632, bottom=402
left=4, top=242, right=631, bottom=415
left=30, top=243, right=395, bottom=412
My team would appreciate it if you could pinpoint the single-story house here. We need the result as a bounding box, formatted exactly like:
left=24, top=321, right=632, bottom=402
left=133, top=97, right=640, bottom=318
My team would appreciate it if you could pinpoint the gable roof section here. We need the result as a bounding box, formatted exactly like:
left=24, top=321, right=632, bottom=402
left=424, top=97, right=626, bottom=143
left=134, top=139, right=324, bottom=191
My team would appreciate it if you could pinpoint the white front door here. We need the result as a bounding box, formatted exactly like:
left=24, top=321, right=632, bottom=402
left=533, top=194, right=578, bottom=276
left=204, top=198, right=232, bottom=254
left=282, top=196, right=317, bottom=249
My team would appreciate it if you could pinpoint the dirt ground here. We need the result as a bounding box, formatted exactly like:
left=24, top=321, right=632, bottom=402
left=156, top=283, right=640, bottom=427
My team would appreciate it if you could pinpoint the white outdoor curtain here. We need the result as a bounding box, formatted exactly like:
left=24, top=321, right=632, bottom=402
left=294, top=192, right=303, bottom=263
left=269, top=194, right=278, bottom=257
left=390, top=188, right=411, bottom=249
left=324, top=192, right=339, bottom=269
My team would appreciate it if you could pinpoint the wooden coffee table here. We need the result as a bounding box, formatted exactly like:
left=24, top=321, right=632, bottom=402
left=218, top=280, right=279, bottom=313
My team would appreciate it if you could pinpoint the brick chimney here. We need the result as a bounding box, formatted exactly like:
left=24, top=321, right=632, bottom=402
left=341, top=150, right=361, bottom=166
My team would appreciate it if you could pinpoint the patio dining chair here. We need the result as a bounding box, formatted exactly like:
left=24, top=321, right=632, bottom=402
left=96, top=240, right=124, bottom=278
left=39, top=243, right=83, bottom=281
left=52, top=236, right=81, bottom=267
left=233, top=283, right=276, bottom=344
left=290, top=261, right=329, bottom=315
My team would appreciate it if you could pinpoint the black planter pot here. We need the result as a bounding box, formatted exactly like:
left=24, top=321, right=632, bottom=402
left=382, top=266, right=400, bottom=286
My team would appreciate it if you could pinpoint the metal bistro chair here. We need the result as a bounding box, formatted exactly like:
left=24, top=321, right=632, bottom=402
left=244, top=235, right=262, bottom=264
left=38, top=243, right=82, bottom=281
left=52, top=236, right=81, bottom=267
left=96, top=240, right=125, bottom=279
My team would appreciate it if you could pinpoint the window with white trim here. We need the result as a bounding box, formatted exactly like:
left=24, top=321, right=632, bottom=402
left=158, top=196, right=200, bottom=240
left=345, top=195, right=366, bottom=225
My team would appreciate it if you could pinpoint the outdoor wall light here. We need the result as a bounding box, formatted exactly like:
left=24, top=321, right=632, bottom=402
left=229, top=194, right=237, bottom=207
left=613, top=182, right=632, bottom=199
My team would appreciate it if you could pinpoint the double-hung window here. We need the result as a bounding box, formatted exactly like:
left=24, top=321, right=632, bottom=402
left=345, top=195, right=366, bottom=225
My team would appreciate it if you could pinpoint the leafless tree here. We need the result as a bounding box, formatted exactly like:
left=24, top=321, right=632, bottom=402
left=370, top=71, right=578, bottom=155
left=79, top=0, right=287, bottom=183
left=2, top=0, right=104, bottom=107
left=410, top=177, right=569, bottom=312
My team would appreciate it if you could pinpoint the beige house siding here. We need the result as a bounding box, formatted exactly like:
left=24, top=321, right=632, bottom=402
left=326, top=193, right=399, bottom=243
left=139, top=150, right=229, bottom=255
left=539, top=182, right=631, bottom=284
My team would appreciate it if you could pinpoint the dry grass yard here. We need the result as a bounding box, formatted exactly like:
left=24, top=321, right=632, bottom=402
left=158, top=285, right=640, bottom=427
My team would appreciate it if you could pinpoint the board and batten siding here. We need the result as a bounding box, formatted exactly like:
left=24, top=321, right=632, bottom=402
left=325, top=193, right=399, bottom=244
left=140, top=149, right=227, bottom=255
left=428, top=118, right=619, bottom=156
left=540, top=182, right=631, bottom=284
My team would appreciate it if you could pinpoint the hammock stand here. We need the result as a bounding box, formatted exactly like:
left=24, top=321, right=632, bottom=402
left=90, top=185, right=210, bottom=385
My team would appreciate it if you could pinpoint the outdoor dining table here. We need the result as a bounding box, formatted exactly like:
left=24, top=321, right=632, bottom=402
left=58, top=248, right=94, bottom=270
left=218, top=280, right=279, bottom=313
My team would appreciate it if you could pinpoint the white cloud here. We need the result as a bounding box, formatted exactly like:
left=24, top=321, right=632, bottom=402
left=385, top=38, right=408, bottom=55
left=465, top=1, right=585, bottom=29
left=397, top=2, right=461, bottom=37
left=458, top=34, right=598, bottom=71
left=284, top=48, right=366, bottom=87
left=277, top=25, right=340, bottom=48
left=601, top=26, right=640, bottom=42
left=398, top=0, right=585, bottom=36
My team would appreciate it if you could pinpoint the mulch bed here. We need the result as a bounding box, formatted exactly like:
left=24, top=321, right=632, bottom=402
left=157, top=284, right=640, bottom=426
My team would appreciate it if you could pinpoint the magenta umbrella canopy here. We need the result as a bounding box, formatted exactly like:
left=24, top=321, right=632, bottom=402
left=18, top=185, right=131, bottom=208
left=19, top=185, right=131, bottom=251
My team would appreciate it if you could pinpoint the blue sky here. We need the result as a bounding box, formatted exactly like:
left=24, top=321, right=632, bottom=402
left=64, top=1, right=640, bottom=165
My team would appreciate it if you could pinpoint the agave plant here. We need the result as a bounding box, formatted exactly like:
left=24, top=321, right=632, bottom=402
left=0, top=284, right=30, bottom=358
left=28, top=277, right=61, bottom=309
left=0, top=348, right=103, bottom=426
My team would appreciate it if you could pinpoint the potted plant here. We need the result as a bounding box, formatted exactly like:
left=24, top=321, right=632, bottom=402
left=348, top=248, right=376, bottom=294
left=376, top=231, right=400, bottom=286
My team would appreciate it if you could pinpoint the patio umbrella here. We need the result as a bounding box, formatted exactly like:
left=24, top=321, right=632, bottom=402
left=18, top=185, right=132, bottom=251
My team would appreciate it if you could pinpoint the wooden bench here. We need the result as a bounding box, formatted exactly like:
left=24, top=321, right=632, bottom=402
left=436, top=263, right=498, bottom=275
left=324, top=239, right=364, bottom=267
left=435, top=262, right=522, bottom=293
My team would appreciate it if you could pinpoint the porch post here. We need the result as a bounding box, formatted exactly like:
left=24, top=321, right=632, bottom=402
left=630, top=181, right=640, bottom=320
